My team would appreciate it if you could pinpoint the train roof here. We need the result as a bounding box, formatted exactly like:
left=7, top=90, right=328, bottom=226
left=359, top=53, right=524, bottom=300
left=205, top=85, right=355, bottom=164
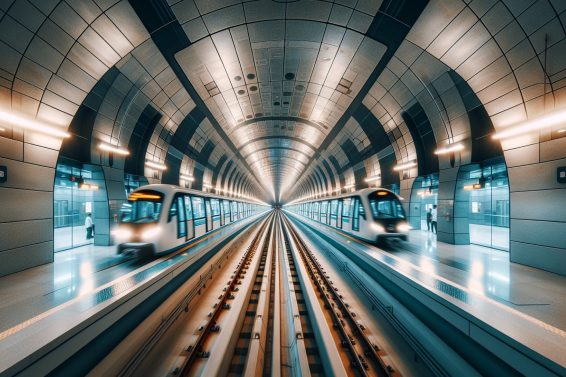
left=130, top=184, right=267, bottom=205
left=286, top=187, right=400, bottom=205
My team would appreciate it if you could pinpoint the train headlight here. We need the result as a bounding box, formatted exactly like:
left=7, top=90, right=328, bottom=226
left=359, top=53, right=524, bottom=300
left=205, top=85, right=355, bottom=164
left=141, top=226, right=161, bottom=241
left=371, top=224, right=385, bottom=233
left=397, top=222, right=412, bottom=232
left=111, top=227, right=132, bottom=242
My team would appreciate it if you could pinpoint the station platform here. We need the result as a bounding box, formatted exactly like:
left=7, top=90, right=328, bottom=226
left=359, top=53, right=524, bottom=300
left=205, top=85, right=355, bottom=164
left=0, top=215, right=262, bottom=376
left=286, top=212, right=566, bottom=375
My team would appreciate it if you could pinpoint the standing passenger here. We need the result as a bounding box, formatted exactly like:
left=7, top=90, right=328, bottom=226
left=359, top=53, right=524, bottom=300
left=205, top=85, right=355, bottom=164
left=426, top=208, right=432, bottom=231
left=85, top=213, right=94, bottom=240
left=431, top=205, right=438, bottom=234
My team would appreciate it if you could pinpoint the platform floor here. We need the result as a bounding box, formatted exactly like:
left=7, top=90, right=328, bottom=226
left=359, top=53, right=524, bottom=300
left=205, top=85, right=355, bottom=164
left=399, top=229, right=566, bottom=330
left=0, top=243, right=139, bottom=333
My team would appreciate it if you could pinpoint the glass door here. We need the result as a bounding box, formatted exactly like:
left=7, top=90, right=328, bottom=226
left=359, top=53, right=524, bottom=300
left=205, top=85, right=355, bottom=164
left=467, top=161, right=510, bottom=251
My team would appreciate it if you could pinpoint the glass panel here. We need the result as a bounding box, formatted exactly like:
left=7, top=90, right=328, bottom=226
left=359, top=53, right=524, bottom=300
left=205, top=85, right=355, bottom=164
left=177, top=196, right=186, bottom=237
left=192, top=197, right=206, bottom=218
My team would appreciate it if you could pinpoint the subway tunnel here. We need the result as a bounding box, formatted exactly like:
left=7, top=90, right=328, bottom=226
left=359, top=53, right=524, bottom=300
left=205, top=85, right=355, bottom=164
left=0, top=1, right=565, bottom=376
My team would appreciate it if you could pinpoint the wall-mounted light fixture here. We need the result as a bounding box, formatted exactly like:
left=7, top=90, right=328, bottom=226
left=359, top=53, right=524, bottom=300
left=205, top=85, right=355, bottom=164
left=364, top=175, right=381, bottom=183
left=393, top=160, right=417, bottom=171
left=0, top=109, right=70, bottom=138
left=98, top=142, right=129, bottom=156
left=145, top=161, right=167, bottom=171
left=492, top=108, right=566, bottom=140
left=180, top=174, right=194, bottom=181
left=344, top=183, right=355, bottom=190
left=434, top=142, right=464, bottom=155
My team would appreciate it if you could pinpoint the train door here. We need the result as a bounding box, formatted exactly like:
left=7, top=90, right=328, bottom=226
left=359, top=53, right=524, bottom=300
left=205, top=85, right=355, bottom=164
left=205, top=198, right=213, bottom=231
left=219, top=199, right=224, bottom=226
left=191, top=196, right=207, bottom=237
left=352, top=197, right=360, bottom=231
left=337, top=200, right=343, bottom=228
left=184, top=195, right=194, bottom=240
left=175, top=195, right=187, bottom=239
left=342, top=197, right=351, bottom=231
left=330, top=200, right=338, bottom=227
left=223, top=200, right=230, bottom=224
left=231, top=201, right=238, bottom=221
left=320, top=201, right=328, bottom=223
left=211, top=199, right=221, bottom=228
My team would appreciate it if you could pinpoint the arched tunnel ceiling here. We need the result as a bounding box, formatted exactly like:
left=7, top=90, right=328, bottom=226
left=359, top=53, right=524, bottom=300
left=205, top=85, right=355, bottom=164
left=2, top=0, right=564, bottom=206
left=173, top=3, right=390, bottom=202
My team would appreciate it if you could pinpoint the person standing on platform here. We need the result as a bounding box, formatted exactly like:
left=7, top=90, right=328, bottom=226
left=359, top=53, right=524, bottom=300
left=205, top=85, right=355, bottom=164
left=426, top=208, right=432, bottom=231
left=431, top=205, right=438, bottom=234
left=85, top=213, right=94, bottom=240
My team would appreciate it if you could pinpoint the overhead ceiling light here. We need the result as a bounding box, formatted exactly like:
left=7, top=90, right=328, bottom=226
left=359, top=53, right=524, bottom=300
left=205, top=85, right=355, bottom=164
left=364, top=175, right=381, bottom=183
left=492, top=108, right=566, bottom=140
left=98, top=142, right=129, bottom=156
left=145, top=161, right=167, bottom=171
left=0, top=109, right=70, bottom=138
left=0, top=127, right=5, bottom=132
left=557, top=129, right=566, bottom=134
left=393, top=160, right=417, bottom=171
left=79, top=183, right=99, bottom=191
left=180, top=174, right=194, bottom=182
left=203, top=183, right=213, bottom=189
left=464, top=183, right=482, bottom=190
left=434, top=142, right=464, bottom=155
left=344, top=184, right=355, bottom=190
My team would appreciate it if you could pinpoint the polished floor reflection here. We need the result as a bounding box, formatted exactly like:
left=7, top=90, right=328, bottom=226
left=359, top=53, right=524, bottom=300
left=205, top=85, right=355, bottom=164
left=394, top=230, right=566, bottom=330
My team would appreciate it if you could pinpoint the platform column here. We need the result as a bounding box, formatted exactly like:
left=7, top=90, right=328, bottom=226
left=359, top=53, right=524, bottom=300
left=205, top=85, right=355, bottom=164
left=437, top=166, right=470, bottom=245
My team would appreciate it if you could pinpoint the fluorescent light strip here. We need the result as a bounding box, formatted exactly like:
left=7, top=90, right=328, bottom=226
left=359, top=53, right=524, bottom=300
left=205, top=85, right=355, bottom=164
left=393, top=161, right=417, bottom=171
left=434, top=142, right=464, bottom=155
left=344, top=184, right=355, bottom=189
left=492, top=108, right=566, bottom=140
left=145, top=161, right=167, bottom=171
left=364, top=175, right=381, bottom=183
left=98, top=142, right=129, bottom=156
left=180, top=174, right=194, bottom=181
left=0, top=110, right=70, bottom=138
left=203, top=183, right=213, bottom=189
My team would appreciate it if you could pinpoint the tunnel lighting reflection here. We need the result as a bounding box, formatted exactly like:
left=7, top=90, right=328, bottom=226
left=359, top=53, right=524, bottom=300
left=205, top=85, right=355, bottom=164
left=492, top=108, right=566, bottom=139
left=463, top=183, right=482, bottom=190
left=145, top=161, right=167, bottom=170
left=203, top=183, right=213, bottom=189
left=393, top=161, right=417, bottom=171
left=558, top=129, right=566, bottom=134
left=364, top=175, right=381, bottom=183
left=0, top=109, right=70, bottom=138
left=98, top=142, right=130, bottom=156
left=344, top=184, right=355, bottom=190
left=0, top=127, right=5, bottom=132
left=434, top=142, right=464, bottom=155
left=180, top=174, right=194, bottom=181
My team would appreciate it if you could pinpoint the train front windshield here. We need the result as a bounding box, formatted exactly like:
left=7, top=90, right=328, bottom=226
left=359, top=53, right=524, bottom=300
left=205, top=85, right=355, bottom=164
left=368, top=191, right=406, bottom=220
left=121, top=191, right=163, bottom=224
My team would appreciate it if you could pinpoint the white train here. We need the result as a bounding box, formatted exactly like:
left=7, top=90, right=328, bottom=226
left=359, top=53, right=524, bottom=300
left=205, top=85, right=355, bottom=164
left=285, top=188, right=410, bottom=244
left=112, top=184, right=269, bottom=257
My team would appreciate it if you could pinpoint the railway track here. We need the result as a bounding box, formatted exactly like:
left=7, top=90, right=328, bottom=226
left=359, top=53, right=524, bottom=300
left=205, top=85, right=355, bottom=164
left=281, top=215, right=399, bottom=377
left=173, top=216, right=274, bottom=376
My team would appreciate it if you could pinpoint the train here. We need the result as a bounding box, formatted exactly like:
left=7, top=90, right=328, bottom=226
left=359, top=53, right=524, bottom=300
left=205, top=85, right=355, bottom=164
left=284, top=188, right=410, bottom=244
left=112, top=184, right=269, bottom=257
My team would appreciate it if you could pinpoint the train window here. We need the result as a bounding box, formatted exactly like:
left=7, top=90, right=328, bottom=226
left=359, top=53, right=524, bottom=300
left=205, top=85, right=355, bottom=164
left=192, top=196, right=206, bottom=219
left=223, top=200, right=230, bottom=216
left=177, top=195, right=186, bottom=238
left=368, top=192, right=405, bottom=219
left=211, top=199, right=220, bottom=217
left=342, top=198, right=351, bottom=218
left=123, top=190, right=163, bottom=224
left=330, top=200, right=338, bottom=217
left=184, top=196, right=193, bottom=220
